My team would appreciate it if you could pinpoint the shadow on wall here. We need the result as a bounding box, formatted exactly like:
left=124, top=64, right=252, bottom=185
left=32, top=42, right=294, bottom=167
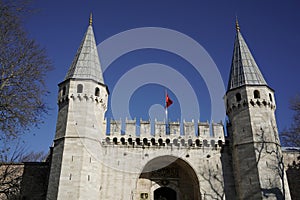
left=221, top=139, right=236, bottom=200
left=20, top=162, right=50, bottom=200
left=261, top=187, right=283, bottom=199
left=286, top=156, right=300, bottom=200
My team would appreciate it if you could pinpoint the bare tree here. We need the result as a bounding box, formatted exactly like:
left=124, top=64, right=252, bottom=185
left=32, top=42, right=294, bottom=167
left=0, top=0, right=52, bottom=140
left=281, top=95, right=300, bottom=147
left=255, top=129, right=287, bottom=199
left=199, top=166, right=225, bottom=200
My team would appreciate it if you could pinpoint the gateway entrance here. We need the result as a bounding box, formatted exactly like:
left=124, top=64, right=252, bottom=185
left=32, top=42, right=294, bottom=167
left=137, top=155, right=201, bottom=200
left=154, top=187, right=176, bottom=200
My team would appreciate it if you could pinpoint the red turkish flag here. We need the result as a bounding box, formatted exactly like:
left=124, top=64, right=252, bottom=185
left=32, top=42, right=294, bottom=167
left=166, top=93, right=173, bottom=108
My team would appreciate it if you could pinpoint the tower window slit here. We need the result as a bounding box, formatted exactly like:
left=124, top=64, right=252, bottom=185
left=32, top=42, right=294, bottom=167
left=77, top=84, right=83, bottom=93
left=269, top=93, right=273, bottom=102
left=236, top=93, right=241, bottom=101
left=254, top=90, right=260, bottom=99
left=95, top=87, right=100, bottom=97
left=62, top=86, right=66, bottom=96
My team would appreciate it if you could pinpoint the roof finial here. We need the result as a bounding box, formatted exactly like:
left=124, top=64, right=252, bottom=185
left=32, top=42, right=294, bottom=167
left=235, top=16, right=240, bottom=32
left=89, top=12, right=93, bottom=26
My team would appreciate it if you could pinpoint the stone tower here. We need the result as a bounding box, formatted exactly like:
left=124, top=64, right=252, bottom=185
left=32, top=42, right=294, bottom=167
left=46, top=15, right=109, bottom=200
left=225, top=21, right=291, bottom=199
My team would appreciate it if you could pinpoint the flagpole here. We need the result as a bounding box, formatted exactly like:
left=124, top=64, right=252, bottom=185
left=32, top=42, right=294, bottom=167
left=165, top=88, right=169, bottom=134
left=165, top=88, right=168, bottom=124
left=165, top=89, right=173, bottom=134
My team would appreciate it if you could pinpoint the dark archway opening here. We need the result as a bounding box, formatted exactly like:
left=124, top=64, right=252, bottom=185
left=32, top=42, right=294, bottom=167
left=154, top=187, right=176, bottom=200
left=138, top=155, right=201, bottom=200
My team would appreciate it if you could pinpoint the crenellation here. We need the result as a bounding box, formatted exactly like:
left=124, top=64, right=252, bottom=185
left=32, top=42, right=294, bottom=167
left=154, top=119, right=166, bottom=137
left=110, top=119, right=122, bottom=136
left=140, top=119, right=151, bottom=138
left=198, top=121, right=210, bottom=138
left=101, top=119, right=226, bottom=149
left=169, top=121, right=180, bottom=138
left=183, top=120, right=195, bottom=138
left=125, top=118, right=137, bottom=136
left=106, top=119, right=225, bottom=140
left=212, top=122, right=225, bottom=141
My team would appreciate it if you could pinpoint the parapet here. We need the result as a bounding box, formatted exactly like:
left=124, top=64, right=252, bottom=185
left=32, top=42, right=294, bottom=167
left=103, top=119, right=225, bottom=148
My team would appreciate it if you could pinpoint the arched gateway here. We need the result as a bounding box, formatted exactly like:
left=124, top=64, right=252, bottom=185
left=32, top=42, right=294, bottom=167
left=136, top=156, right=201, bottom=200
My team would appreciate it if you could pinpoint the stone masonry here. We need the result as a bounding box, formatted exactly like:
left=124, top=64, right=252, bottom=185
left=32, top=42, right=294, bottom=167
left=42, top=16, right=297, bottom=200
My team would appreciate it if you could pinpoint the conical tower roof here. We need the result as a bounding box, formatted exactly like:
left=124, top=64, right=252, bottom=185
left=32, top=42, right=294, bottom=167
left=227, top=20, right=267, bottom=91
left=64, top=14, right=104, bottom=84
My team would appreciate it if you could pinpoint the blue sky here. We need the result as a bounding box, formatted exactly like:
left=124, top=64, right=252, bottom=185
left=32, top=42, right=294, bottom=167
left=22, top=0, right=300, bottom=152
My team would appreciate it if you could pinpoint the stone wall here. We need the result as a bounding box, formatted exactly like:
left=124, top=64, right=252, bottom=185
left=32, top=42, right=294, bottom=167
left=283, top=148, right=300, bottom=200
left=20, top=162, right=50, bottom=200
left=0, top=162, right=50, bottom=200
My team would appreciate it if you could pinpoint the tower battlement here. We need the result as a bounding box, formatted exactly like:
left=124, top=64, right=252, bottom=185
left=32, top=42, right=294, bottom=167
left=104, top=119, right=225, bottom=148
left=225, top=85, right=276, bottom=115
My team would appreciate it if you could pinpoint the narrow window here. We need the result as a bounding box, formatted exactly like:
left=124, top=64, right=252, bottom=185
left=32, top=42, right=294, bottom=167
left=143, top=138, right=148, bottom=145
left=151, top=138, right=155, bottom=145
left=195, top=139, right=200, bottom=146
left=181, top=139, right=185, bottom=146
left=269, top=93, right=273, bottom=102
left=62, top=86, right=66, bottom=96
left=113, top=137, right=118, bottom=144
left=166, top=138, right=170, bottom=144
left=158, top=138, right=163, bottom=146
left=254, top=90, right=260, bottom=99
left=236, top=93, right=242, bottom=101
left=77, top=84, right=83, bottom=93
left=95, top=87, right=100, bottom=97
left=136, top=138, right=141, bottom=145
left=121, top=137, right=126, bottom=145
left=188, top=139, right=193, bottom=146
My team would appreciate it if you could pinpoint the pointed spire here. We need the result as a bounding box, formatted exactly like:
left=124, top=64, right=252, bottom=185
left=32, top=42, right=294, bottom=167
left=235, top=17, right=240, bottom=32
left=227, top=21, right=267, bottom=91
left=89, top=12, right=93, bottom=26
left=64, top=14, right=104, bottom=84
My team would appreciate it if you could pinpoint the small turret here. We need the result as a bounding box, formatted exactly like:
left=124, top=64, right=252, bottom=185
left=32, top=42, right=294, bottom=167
left=47, top=15, right=109, bottom=200
left=225, top=21, right=291, bottom=199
